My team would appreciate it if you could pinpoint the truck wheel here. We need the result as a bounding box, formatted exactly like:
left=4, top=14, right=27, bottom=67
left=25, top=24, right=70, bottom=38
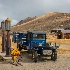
left=24, top=46, right=27, bottom=50
left=18, top=44, right=22, bottom=51
left=32, top=50, right=34, bottom=59
left=34, top=51, right=38, bottom=63
left=52, top=51, right=57, bottom=61
left=51, top=54, right=53, bottom=60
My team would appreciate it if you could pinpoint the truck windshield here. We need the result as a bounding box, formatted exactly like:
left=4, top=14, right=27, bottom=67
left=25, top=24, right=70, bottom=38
left=33, top=34, right=45, bottom=40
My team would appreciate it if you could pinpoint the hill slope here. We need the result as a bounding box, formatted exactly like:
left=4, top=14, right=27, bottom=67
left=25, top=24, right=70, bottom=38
left=15, top=16, right=37, bottom=26
left=12, top=12, right=70, bottom=32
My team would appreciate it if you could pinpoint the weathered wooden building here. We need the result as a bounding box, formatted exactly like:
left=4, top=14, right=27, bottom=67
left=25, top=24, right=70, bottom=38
left=51, top=29, right=70, bottom=39
left=61, top=30, right=70, bottom=39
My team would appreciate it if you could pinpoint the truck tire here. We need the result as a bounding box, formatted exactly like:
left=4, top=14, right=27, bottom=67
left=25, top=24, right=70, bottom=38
left=33, top=51, right=38, bottom=63
left=32, top=50, right=34, bottom=59
left=24, top=46, right=27, bottom=50
left=52, top=51, right=57, bottom=61
left=18, top=44, right=22, bottom=51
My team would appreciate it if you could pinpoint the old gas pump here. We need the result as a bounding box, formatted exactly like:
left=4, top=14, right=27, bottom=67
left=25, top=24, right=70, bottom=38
left=1, top=20, right=6, bottom=53
left=5, top=18, right=11, bottom=56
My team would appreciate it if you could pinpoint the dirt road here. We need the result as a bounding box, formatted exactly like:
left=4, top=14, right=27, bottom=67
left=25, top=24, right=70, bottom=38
left=0, top=54, right=70, bottom=70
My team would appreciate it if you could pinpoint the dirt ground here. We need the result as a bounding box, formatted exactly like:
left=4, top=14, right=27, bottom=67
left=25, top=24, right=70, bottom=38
left=0, top=54, right=70, bottom=70
left=0, top=36, right=70, bottom=70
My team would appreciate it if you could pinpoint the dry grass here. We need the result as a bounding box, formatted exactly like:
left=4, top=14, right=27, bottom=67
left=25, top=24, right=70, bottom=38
left=57, top=48, right=70, bottom=54
left=10, top=36, right=17, bottom=48
left=47, top=39, right=70, bottom=45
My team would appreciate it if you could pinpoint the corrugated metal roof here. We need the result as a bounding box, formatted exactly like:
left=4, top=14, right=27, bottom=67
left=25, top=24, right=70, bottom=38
left=52, top=28, right=64, bottom=30
left=61, top=30, right=70, bottom=33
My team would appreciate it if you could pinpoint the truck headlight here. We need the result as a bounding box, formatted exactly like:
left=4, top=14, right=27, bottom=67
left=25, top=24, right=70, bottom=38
left=39, top=43, right=42, bottom=46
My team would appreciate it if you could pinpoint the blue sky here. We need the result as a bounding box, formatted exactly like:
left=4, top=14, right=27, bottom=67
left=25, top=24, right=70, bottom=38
left=0, top=0, right=70, bottom=26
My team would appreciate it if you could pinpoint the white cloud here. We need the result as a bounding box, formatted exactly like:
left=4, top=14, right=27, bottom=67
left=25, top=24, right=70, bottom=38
left=0, top=0, right=70, bottom=26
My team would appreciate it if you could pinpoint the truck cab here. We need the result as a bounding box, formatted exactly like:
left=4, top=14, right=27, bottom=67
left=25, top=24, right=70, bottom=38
left=27, top=31, right=46, bottom=50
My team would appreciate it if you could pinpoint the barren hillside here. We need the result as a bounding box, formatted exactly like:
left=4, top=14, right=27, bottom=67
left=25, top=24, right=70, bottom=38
left=15, top=16, right=37, bottom=26
left=12, top=12, right=70, bottom=32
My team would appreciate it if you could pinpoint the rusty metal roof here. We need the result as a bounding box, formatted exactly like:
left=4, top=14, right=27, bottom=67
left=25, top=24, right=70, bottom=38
left=52, top=28, right=64, bottom=30
left=61, top=30, right=70, bottom=33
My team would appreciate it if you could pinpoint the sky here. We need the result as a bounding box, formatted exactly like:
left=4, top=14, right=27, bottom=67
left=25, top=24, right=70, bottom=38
left=0, top=0, right=70, bottom=26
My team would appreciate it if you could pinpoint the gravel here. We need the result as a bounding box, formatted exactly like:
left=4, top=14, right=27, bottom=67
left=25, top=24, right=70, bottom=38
left=0, top=54, right=70, bottom=70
